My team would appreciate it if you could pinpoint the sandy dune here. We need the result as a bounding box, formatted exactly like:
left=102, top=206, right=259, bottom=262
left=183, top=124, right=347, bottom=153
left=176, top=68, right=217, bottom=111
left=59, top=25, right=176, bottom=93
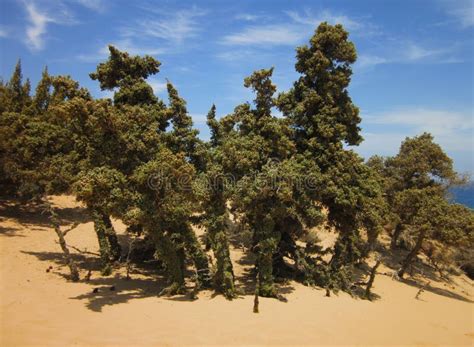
left=0, top=195, right=473, bottom=346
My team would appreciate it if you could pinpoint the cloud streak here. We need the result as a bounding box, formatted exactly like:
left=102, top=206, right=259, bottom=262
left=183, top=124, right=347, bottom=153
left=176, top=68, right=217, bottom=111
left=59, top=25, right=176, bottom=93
left=221, top=24, right=303, bottom=46
left=21, top=0, right=97, bottom=51
left=221, top=9, right=369, bottom=47
left=148, top=78, right=167, bottom=95
left=234, top=13, right=261, bottom=21
left=122, top=7, right=207, bottom=44
left=76, top=39, right=167, bottom=62
left=440, top=0, right=474, bottom=28
left=24, top=1, right=55, bottom=51
left=0, top=27, right=8, bottom=38
left=286, top=9, right=362, bottom=31
left=361, top=108, right=473, bottom=153
left=356, top=42, right=462, bottom=69
left=73, top=0, right=106, bottom=12
left=79, top=6, right=207, bottom=62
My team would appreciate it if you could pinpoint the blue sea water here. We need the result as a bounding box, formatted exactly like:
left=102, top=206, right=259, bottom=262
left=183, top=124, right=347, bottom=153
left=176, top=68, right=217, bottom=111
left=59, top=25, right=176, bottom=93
left=450, top=184, right=474, bottom=209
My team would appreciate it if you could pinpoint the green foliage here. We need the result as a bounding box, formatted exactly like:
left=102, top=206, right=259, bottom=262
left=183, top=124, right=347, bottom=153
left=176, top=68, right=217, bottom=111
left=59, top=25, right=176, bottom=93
left=90, top=45, right=160, bottom=105
left=278, top=23, right=361, bottom=156
left=194, top=160, right=236, bottom=298
left=3, top=60, right=32, bottom=113
left=276, top=22, right=387, bottom=290
left=33, top=67, right=52, bottom=113
left=73, top=167, right=130, bottom=216
left=124, top=148, right=211, bottom=292
left=165, top=81, right=206, bottom=170
left=2, top=21, right=472, bottom=302
left=370, top=133, right=473, bottom=277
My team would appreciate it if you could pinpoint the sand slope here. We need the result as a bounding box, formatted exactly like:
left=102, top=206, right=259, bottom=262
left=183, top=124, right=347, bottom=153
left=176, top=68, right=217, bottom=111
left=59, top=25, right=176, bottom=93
left=0, top=195, right=473, bottom=346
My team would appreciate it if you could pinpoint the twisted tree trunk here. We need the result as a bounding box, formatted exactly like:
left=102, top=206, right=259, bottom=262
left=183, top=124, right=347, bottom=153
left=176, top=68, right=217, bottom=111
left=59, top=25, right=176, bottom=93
left=204, top=192, right=236, bottom=298
left=212, top=230, right=235, bottom=298
left=91, top=209, right=112, bottom=275
left=89, top=208, right=122, bottom=274
left=257, top=236, right=279, bottom=298
left=154, top=232, right=186, bottom=295
left=47, top=205, right=80, bottom=281
left=362, top=227, right=379, bottom=258
left=102, top=214, right=121, bottom=261
left=365, top=260, right=381, bottom=300
left=183, top=224, right=212, bottom=288
left=398, top=230, right=426, bottom=278
left=391, top=223, right=403, bottom=249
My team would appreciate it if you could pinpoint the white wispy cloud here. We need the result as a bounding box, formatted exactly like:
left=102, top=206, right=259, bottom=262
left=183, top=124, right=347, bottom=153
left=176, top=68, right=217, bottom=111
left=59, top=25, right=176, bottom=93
left=361, top=108, right=473, bottom=152
left=235, top=13, right=262, bottom=21
left=73, top=0, right=106, bottom=12
left=22, top=0, right=78, bottom=51
left=221, top=24, right=304, bottom=46
left=357, top=42, right=460, bottom=69
left=77, top=39, right=168, bottom=62
left=79, top=7, right=206, bottom=61
left=286, top=9, right=362, bottom=31
left=356, top=55, right=388, bottom=68
left=440, top=0, right=474, bottom=28
left=108, top=39, right=166, bottom=56
left=148, top=78, right=167, bottom=95
left=216, top=49, right=263, bottom=61
left=122, top=7, right=207, bottom=44
left=221, top=9, right=366, bottom=47
left=24, top=1, right=55, bottom=50
left=0, top=27, right=8, bottom=38
left=404, top=43, right=444, bottom=60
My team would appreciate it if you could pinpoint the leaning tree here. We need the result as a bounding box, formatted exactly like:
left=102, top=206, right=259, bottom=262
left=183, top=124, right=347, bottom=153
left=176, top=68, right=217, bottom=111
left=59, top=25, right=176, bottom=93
left=277, top=23, right=387, bottom=291
left=368, top=133, right=461, bottom=249
left=368, top=133, right=472, bottom=278
left=87, top=46, right=211, bottom=292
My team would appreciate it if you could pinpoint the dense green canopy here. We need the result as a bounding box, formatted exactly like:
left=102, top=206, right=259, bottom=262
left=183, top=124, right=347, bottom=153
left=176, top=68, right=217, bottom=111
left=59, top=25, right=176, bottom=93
left=1, top=23, right=472, bottom=302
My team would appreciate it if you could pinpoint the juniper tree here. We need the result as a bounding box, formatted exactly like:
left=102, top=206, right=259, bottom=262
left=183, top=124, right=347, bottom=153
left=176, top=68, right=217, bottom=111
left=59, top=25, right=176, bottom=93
left=3, top=60, right=32, bottom=113
left=122, top=147, right=211, bottom=294
left=0, top=67, right=93, bottom=279
left=109, top=101, right=211, bottom=293
left=89, top=46, right=210, bottom=289
left=165, top=81, right=207, bottom=171
left=277, top=23, right=386, bottom=290
left=191, top=104, right=236, bottom=298
left=43, top=86, right=129, bottom=273
left=220, top=68, right=291, bottom=296
left=33, top=67, right=52, bottom=113
left=369, top=133, right=460, bottom=249
left=367, top=134, right=472, bottom=278
left=0, top=61, right=34, bottom=194
left=90, top=45, right=160, bottom=106
left=0, top=63, right=58, bottom=197
left=212, top=68, right=324, bottom=297
left=0, top=61, right=128, bottom=274
left=395, top=187, right=474, bottom=278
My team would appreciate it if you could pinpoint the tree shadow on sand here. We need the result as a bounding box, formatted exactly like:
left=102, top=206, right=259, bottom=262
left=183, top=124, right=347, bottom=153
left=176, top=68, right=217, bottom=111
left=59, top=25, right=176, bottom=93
left=0, top=198, right=91, bottom=228
left=377, top=247, right=473, bottom=303
left=70, top=275, right=168, bottom=312
left=400, top=277, right=473, bottom=303
left=21, top=250, right=103, bottom=273
left=0, top=224, right=25, bottom=237
left=22, top=248, right=202, bottom=311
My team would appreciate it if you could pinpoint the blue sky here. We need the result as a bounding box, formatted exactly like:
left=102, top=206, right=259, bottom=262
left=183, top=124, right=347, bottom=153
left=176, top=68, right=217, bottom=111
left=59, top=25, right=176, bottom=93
left=1, top=0, right=473, bottom=174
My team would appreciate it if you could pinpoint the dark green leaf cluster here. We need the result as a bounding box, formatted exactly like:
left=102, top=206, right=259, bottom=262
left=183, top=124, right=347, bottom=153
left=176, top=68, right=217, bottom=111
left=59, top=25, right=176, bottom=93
left=369, top=133, right=473, bottom=278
